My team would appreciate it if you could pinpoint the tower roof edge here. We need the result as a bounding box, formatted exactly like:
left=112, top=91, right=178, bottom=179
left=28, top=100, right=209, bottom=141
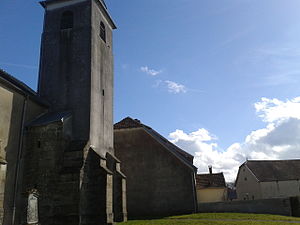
left=40, top=0, right=116, bottom=29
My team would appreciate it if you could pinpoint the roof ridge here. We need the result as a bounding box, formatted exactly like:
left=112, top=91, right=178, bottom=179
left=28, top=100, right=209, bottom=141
left=247, top=159, right=300, bottom=161
left=114, top=117, right=143, bottom=129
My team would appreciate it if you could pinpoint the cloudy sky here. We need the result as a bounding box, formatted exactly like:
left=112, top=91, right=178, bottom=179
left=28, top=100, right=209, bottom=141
left=1, top=0, right=300, bottom=181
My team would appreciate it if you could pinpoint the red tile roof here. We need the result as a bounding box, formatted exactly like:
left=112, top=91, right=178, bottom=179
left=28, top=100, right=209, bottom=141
left=196, top=173, right=226, bottom=188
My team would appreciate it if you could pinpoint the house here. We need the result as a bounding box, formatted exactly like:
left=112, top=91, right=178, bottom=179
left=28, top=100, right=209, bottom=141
left=114, top=117, right=198, bottom=219
left=196, top=166, right=227, bottom=203
left=236, top=160, right=300, bottom=200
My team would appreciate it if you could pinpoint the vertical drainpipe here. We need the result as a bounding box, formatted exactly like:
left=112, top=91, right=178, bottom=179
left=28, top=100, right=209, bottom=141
left=191, top=171, right=198, bottom=213
left=11, top=96, right=28, bottom=225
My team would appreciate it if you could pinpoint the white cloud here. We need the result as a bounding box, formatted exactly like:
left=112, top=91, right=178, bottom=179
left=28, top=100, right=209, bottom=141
left=255, top=97, right=300, bottom=123
left=140, top=66, right=162, bottom=76
left=169, top=97, right=300, bottom=182
left=169, top=129, right=214, bottom=142
left=165, top=80, right=187, bottom=94
left=153, top=80, right=187, bottom=94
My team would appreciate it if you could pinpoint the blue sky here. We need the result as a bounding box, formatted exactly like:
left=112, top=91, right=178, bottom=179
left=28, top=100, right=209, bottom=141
left=1, top=0, right=300, bottom=180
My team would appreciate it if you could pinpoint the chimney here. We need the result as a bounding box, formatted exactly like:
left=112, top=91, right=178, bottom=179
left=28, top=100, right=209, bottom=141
left=208, top=165, right=212, bottom=174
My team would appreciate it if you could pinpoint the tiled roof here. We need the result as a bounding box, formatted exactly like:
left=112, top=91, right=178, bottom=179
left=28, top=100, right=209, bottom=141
left=114, top=117, right=196, bottom=171
left=244, top=160, right=300, bottom=182
left=196, top=173, right=226, bottom=188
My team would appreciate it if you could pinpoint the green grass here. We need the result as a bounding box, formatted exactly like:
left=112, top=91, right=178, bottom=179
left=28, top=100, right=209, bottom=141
left=171, top=213, right=300, bottom=221
left=118, top=213, right=300, bottom=225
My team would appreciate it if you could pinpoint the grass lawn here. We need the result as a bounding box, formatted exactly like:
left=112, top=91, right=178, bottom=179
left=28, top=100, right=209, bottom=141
left=118, top=213, right=300, bottom=225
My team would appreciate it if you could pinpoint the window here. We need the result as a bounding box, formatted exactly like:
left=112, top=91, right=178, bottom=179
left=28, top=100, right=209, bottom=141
left=244, top=177, right=247, bottom=181
left=61, top=11, right=74, bottom=29
left=100, top=21, right=106, bottom=42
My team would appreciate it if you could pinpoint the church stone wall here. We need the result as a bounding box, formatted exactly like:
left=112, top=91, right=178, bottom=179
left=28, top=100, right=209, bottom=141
left=0, top=83, right=46, bottom=225
left=38, top=0, right=92, bottom=141
left=39, top=0, right=115, bottom=159
left=20, top=121, right=82, bottom=225
left=114, top=128, right=196, bottom=219
left=90, top=0, right=114, bottom=158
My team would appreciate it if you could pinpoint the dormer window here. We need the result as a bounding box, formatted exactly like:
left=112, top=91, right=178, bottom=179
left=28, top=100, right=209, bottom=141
left=61, top=11, right=74, bottom=29
left=100, top=21, right=106, bottom=42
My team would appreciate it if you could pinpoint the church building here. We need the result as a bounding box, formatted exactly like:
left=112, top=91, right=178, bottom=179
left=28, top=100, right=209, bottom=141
left=0, top=0, right=126, bottom=224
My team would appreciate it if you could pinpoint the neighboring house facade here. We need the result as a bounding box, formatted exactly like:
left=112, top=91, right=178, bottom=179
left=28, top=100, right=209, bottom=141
left=114, top=117, right=198, bottom=219
left=236, top=160, right=300, bottom=200
left=196, top=167, right=227, bottom=203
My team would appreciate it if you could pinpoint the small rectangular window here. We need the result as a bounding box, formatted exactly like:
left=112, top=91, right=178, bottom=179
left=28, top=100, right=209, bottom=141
left=61, top=11, right=74, bottom=29
left=37, top=140, right=41, bottom=148
left=100, top=22, right=106, bottom=42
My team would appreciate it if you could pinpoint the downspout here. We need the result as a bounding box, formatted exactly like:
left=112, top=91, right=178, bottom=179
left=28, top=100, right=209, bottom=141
left=11, top=96, right=28, bottom=225
left=191, top=171, right=198, bottom=213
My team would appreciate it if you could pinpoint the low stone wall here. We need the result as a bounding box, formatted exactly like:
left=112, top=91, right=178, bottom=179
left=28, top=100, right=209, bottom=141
left=198, top=197, right=300, bottom=216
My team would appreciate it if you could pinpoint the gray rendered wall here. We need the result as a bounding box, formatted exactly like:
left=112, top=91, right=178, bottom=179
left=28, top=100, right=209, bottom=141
left=198, top=198, right=293, bottom=216
left=114, top=128, right=196, bottom=219
left=236, top=164, right=262, bottom=200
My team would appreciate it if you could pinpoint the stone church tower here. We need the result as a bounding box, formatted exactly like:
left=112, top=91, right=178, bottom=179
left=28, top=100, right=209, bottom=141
left=13, top=0, right=127, bottom=224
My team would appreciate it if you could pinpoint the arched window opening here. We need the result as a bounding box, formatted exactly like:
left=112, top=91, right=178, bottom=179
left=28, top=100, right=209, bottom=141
left=100, top=21, right=106, bottom=42
left=61, top=11, right=74, bottom=29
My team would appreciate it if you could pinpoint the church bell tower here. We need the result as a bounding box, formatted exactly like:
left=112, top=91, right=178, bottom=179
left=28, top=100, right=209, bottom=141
left=18, top=0, right=127, bottom=224
left=38, top=0, right=116, bottom=157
